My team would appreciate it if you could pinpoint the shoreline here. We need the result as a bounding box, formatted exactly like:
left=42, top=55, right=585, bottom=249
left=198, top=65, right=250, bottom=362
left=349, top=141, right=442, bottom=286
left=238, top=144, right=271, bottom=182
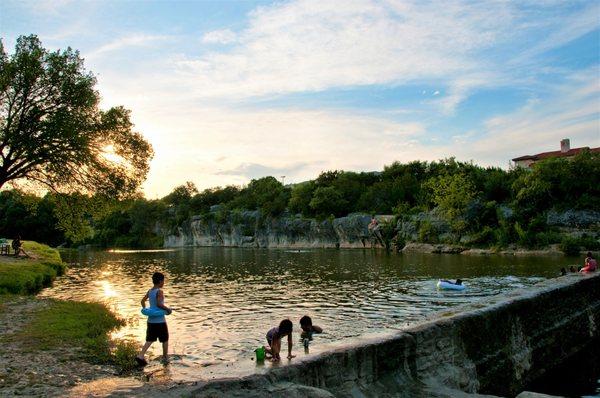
left=0, top=242, right=131, bottom=397
left=159, top=242, right=575, bottom=257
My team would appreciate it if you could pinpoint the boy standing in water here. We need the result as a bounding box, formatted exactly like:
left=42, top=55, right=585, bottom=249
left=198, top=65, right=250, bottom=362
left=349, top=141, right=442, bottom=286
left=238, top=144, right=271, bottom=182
left=136, top=272, right=172, bottom=365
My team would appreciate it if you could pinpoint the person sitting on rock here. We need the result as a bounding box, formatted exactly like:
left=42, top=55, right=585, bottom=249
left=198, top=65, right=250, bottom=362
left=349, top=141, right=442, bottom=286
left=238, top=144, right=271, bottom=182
left=12, top=235, right=29, bottom=258
left=580, top=252, right=597, bottom=273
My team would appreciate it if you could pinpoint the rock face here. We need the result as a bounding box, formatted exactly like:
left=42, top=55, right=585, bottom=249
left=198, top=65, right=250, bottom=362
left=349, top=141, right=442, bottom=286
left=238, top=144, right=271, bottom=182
left=164, top=212, right=384, bottom=249
left=188, top=274, right=600, bottom=397
left=163, top=207, right=599, bottom=252
left=546, top=209, right=600, bottom=228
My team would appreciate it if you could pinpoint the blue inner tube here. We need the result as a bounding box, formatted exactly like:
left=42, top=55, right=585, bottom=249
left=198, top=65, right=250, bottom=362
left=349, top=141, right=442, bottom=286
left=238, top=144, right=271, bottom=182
left=436, top=280, right=466, bottom=291
left=141, top=307, right=169, bottom=317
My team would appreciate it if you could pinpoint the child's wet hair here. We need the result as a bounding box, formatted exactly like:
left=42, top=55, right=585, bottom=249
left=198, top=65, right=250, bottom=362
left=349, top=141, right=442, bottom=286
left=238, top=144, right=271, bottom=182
left=279, top=319, right=293, bottom=334
left=152, top=272, right=165, bottom=285
left=300, top=315, right=312, bottom=327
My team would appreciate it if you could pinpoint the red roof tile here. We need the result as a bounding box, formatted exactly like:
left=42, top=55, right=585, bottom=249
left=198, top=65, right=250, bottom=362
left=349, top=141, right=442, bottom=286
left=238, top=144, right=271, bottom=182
left=512, top=147, right=600, bottom=162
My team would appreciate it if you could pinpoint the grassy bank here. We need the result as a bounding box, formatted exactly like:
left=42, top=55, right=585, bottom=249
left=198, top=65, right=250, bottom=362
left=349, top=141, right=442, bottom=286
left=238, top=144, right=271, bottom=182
left=17, top=299, right=124, bottom=350
left=0, top=241, right=67, bottom=294
left=14, top=299, right=133, bottom=362
left=0, top=242, right=137, bottom=374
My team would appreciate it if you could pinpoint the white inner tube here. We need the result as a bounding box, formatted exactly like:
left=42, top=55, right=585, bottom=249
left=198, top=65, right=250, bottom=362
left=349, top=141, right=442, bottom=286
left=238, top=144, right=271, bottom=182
left=436, top=280, right=466, bottom=291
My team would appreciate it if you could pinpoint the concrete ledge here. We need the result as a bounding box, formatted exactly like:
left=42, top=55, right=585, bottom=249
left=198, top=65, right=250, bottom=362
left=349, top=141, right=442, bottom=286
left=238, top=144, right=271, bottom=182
left=190, top=273, right=600, bottom=397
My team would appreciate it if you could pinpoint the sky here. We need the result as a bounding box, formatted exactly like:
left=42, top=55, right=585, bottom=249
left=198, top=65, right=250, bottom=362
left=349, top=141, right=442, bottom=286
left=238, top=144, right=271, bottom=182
left=1, top=0, right=599, bottom=198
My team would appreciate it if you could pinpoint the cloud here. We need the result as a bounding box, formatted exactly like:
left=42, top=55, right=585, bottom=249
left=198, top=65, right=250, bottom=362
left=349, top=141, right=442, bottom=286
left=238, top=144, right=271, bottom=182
left=202, top=29, right=237, bottom=44
left=215, top=162, right=317, bottom=180
left=451, top=67, right=600, bottom=165
left=132, top=106, right=427, bottom=196
left=174, top=0, right=514, bottom=101
left=23, top=0, right=73, bottom=15
left=434, top=74, right=494, bottom=114
left=86, top=34, right=174, bottom=60
left=509, top=2, right=600, bottom=65
left=170, top=0, right=597, bottom=114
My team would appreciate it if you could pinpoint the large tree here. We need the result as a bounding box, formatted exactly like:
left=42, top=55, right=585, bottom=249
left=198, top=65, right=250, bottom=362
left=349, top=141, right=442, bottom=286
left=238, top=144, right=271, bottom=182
left=0, top=35, right=153, bottom=198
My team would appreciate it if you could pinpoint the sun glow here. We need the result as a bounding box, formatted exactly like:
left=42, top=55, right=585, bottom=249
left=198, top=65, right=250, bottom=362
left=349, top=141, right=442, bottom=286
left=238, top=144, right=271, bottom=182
left=99, top=280, right=118, bottom=298
left=100, top=144, right=126, bottom=165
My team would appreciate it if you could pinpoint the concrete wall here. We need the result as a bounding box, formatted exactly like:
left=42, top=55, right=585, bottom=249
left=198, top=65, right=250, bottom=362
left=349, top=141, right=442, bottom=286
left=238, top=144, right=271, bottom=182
left=189, top=273, right=600, bottom=398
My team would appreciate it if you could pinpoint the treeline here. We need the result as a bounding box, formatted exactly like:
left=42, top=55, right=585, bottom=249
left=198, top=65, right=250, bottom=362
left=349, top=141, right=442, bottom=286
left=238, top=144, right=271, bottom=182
left=0, top=151, right=598, bottom=250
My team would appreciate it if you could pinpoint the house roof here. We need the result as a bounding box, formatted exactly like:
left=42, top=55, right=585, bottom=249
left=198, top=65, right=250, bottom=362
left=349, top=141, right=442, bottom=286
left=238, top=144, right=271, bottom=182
left=512, top=146, right=600, bottom=162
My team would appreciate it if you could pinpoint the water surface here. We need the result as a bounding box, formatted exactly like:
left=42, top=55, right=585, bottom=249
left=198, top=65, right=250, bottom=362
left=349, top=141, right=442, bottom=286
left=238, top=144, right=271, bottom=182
left=39, top=248, right=576, bottom=381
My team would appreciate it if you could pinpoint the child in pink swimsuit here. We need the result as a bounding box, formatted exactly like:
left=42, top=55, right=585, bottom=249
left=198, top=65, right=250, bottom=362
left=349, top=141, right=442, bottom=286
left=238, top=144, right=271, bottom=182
left=580, top=252, right=597, bottom=273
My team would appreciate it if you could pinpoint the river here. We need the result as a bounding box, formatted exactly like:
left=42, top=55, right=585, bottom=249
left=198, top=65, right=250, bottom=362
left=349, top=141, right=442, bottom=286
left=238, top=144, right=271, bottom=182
left=39, top=247, right=585, bottom=386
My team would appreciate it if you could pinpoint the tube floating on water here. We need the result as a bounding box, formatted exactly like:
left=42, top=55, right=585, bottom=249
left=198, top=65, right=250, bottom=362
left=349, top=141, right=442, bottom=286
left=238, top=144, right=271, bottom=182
left=141, top=307, right=170, bottom=317
left=436, top=280, right=466, bottom=291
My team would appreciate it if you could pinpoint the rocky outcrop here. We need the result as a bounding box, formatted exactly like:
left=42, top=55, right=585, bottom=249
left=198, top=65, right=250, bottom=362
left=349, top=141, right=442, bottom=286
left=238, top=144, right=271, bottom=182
left=164, top=212, right=386, bottom=249
left=546, top=209, right=600, bottom=228
left=188, top=274, right=600, bottom=397
left=163, top=207, right=599, bottom=252
left=402, top=242, right=466, bottom=254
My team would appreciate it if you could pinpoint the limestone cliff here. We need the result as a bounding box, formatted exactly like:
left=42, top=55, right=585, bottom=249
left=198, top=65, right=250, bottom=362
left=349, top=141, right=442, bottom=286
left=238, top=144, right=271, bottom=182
left=164, top=211, right=388, bottom=249
left=162, top=208, right=599, bottom=252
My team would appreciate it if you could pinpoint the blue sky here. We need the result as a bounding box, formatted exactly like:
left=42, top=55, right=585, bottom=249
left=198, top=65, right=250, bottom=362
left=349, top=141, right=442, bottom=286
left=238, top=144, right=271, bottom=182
left=1, top=0, right=599, bottom=197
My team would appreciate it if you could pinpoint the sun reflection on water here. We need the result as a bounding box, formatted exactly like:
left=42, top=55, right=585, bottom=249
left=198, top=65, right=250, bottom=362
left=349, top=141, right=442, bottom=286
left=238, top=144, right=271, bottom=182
left=99, top=280, right=118, bottom=298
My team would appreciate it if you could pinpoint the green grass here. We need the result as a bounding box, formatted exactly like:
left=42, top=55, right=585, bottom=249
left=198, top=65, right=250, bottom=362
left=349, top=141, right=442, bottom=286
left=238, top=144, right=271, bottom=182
left=15, top=299, right=125, bottom=361
left=0, top=241, right=67, bottom=294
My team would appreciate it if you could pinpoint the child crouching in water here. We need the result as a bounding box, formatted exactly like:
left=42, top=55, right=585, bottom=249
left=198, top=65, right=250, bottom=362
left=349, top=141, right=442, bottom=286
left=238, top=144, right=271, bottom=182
left=265, top=319, right=295, bottom=362
left=300, top=315, right=323, bottom=340
left=136, top=272, right=172, bottom=365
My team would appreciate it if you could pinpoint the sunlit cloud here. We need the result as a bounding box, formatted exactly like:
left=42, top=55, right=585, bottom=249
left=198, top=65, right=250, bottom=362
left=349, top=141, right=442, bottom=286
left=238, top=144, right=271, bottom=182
left=202, top=29, right=237, bottom=44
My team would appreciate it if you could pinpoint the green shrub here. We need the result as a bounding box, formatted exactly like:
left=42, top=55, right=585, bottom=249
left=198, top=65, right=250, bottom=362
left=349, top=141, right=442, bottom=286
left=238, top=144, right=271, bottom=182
left=112, top=339, right=139, bottom=372
left=418, top=221, right=438, bottom=243
left=391, top=234, right=406, bottom=252
left=578, top=235, right=600, bottom=251
left=560, top=237, right=581, bottom=256
left=514, top=222, right=537, bottom=248
left=469, top=226, right=496, bottom=246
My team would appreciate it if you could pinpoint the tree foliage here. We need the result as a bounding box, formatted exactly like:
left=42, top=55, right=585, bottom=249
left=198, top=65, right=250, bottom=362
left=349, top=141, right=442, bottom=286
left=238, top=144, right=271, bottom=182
left=1, top=152, right=598, bottom=250
left=0, top=35, right=153, bottom=197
